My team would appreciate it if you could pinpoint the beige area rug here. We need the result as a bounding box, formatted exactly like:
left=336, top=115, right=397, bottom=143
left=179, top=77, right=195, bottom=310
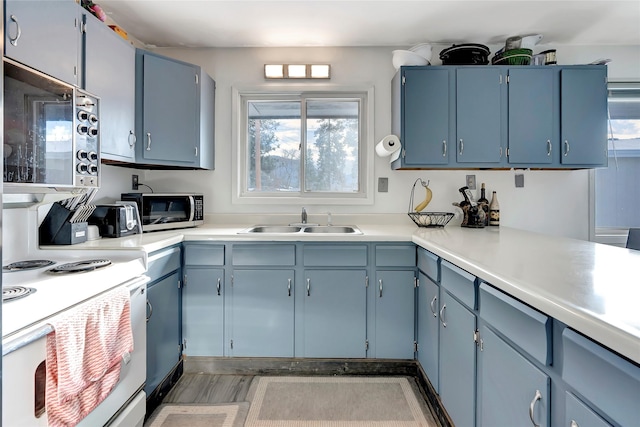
left=245, top=376, right=435, bottom=427
left=146, top=402, right=249, bottom=427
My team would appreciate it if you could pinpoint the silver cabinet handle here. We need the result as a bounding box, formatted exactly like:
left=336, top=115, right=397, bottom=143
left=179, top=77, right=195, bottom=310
left=442, top=140, right=447, bottom=157
left=528, top=389, right=542, bottom=427
left=195, top=146, right=198, bottom=157
left=379, top=279, right=383, bottom=297
left=546, top=139, right=552, bottom=156
left=146, top=132, right=152, bottom=151
left=430, top=295, right=438, bottom=317
left=499, top=146, right=503, bottom=158
left=306, top=278, right=311, bottom=296
left=128, top=130, right=136, bottom=148
left=146, top=300, right=153, bottom=323
left=459, top=139, right=464, bottom=155
left=216, top=278, right=221, bottom=296
left=288, top=278, right=292, bottom=297
left=570, top=421, right=578, bottom=427
left=9, top=15, right=21, bottom=46
left=439, top=304, right=447, bottom=327
left=564, top=140, right=570, bottom=156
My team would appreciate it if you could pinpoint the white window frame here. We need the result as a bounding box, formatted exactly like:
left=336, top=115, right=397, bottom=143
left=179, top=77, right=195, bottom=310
left=231, top=84, right=374, bottom=205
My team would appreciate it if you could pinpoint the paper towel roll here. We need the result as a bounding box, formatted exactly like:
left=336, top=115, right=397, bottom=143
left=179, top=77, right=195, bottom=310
left=375, top=135, right=401, bottom=160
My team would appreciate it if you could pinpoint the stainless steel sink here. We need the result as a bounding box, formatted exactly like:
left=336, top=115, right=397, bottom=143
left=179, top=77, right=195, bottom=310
left=241, top=225, right=302, bottom=233
left=239, top=225, right=362, bottom=234
left=302, top=225, right=362, bottom=234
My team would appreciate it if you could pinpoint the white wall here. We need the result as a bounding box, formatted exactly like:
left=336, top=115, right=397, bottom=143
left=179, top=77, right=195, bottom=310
left=92, top=44, right=640, bottom=239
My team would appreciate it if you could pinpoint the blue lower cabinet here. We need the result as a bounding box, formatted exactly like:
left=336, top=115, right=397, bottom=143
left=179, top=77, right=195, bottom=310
left=229, top=269, right=294, bottom=357
left=417, top=271, right=440, bottom=392
left=478, top=326, right=550, bottom=427
left=439, top=290, right=476, bottom=427
left=146, top=271, right=181, bottom=395
left=182, top=267, right=224, bottom=356
left=300, top=269, right=367, bottom=358
left=565, top=392, right=612, bottom=427
left=373, top=270, right=416, bottom=359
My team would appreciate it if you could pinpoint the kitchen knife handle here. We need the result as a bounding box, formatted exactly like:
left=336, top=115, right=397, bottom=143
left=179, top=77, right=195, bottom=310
left=216, top=278, right=221, bottom=296
left=529, top=389, right=542, bottom=427
left=430, top=295, right=438, bottom=317
left=146, top=132, right=152, bottom=151
left=439, top=304, right=447, bottom=327
left=307, top=278, right=311, bottom=296
left=9, top=15, right=21, bottom=46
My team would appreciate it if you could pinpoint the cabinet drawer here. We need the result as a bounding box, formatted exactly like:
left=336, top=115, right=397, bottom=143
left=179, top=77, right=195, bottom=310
left=417, top=248, right=439, bottom=282
left=184, top=244, right=225, bottom=266
left=147, top=246, right=181, bottom=281
left=562, top=328, right=640, bottom=427
left=232, top=244, right=295, bottom=266
left=565, top=392, right=612, bottom=427
left=440, top=260, right=475, bottom=309
left=479, top=283, right=552, bottom=365
left=303, top=244, right=367, bottom=266
left=375, top=244, right=415, bottom=267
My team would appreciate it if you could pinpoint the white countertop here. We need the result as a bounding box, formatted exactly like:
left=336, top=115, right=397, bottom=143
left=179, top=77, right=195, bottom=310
left=53, top=223, right=640, bottom=364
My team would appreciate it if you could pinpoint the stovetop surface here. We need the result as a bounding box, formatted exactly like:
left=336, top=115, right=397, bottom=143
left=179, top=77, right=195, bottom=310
left=2, top=251, right=146, bottom=340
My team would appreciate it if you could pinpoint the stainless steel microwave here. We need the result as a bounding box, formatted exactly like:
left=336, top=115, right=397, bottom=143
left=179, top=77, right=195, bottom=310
left=120, top=193, right=204, bottom=232
left=3, top=58, right=101, bottom=193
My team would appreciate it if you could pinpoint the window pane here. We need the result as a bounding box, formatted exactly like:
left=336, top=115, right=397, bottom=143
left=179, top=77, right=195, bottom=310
left=304, top=100, right=359, bottom=192
left=247, top=101, right=301, bottom=192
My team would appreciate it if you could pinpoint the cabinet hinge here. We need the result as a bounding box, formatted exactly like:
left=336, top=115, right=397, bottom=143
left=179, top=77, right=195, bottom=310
left=414, top=276, right=418, bottom=288
left=414, top=341, right=418, bottom=353
left=178, top=279, right=182, bottom=289
left=230, top=340, right=234, bottom=349
left=365, top=340, right=369, bottom=351
left=474, top=329, right=484, bottom=350
left=402, top=148, right=406, bottom=158
left=81, top=20, right=87, bottom=34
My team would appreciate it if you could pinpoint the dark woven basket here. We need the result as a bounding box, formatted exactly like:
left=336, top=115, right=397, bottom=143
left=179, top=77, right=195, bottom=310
left=491, top=48, right=532, bottom=65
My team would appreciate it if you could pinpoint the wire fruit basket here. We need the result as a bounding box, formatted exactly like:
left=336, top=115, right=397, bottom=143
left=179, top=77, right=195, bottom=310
left=408, top=178, right=454, bottom=228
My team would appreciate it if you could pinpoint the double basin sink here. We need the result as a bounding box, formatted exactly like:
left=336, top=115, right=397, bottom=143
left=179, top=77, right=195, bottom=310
left=239, top=225, right=362, bottom=234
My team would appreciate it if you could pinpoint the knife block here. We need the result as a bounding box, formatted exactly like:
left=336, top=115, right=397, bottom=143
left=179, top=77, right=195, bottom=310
left=39, top=203, right=88, bottom=245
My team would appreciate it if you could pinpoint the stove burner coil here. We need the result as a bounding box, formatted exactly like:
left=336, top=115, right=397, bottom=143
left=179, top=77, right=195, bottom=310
left=47, top=259, right=112, bottom=274
left=2, top=286, right=37, bottom=302
left=3, top=260, right=55, bottom=271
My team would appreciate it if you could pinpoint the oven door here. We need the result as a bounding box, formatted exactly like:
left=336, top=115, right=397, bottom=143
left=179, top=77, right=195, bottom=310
left=1, top=276, right=148, bottom=427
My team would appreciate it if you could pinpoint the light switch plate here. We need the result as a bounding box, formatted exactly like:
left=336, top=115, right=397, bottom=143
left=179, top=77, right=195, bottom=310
left=378, top=177, right=389, bottom=192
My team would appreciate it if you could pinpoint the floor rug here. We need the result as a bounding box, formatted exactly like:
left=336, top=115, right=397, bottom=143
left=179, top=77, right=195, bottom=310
left=146, top=402, right=248, bottom=427
left=245, top=376, right=434, bottom=427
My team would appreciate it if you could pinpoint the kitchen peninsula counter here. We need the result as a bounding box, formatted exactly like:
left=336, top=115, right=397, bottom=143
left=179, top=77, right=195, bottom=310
left=57, top=223, right=640, bottom=364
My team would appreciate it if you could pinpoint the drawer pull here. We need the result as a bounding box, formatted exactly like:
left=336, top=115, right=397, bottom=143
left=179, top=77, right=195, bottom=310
left=546, top=139, right=552, bottom=156
left=146, top=132, right=152, bottom=151
left=307, top=278, right=311, bottom=296
left=442, top=140, right=447, bottom=157
left=459, top=139, right=464, bottom=156
left=216, top=278, right=221, bottom=296
left=528, top=389, right=542, bottom=427
left=128, top=130, right=136, bottom=148
left=288, top=278, right=292, bottom=297
left=9, top=15, right=21, bottom=46
left=439, top=304, right=447, bottom=327
left=564, top=140, right=570, bottom=156
left=146, top=300, right=153, bottom=322
left=430, top=295, right=438, bottom=317
left=379, top=279, right=383, bottom=297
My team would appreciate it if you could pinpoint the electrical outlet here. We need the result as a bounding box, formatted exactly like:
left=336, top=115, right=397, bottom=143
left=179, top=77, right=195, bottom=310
left=466, top=174, right=476, bottom=190
left=132, top=174, right=139, bottom=190
left=378, top=177, right=389, bottom=192
left=515, top=174, right=525, bottom=188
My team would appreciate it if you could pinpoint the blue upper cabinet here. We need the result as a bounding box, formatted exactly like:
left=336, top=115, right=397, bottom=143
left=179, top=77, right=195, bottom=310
left=455, top=67, right=504, bottom=165
left=5, top=0, right=80, bottom=85
left=135, top=50, right=215, bottom=169
left=507, top=68, right=556, bottom=165
left=560, top=66, right=608, bottom=167
left=393, top=65, right=608, bottom=169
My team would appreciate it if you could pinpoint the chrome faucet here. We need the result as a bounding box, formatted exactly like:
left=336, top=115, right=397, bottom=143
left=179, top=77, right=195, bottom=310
left=301, top=207, right=307, bottom=224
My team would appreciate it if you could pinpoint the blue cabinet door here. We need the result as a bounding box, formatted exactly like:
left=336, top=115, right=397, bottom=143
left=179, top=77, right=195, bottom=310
left=229, top=269, right=294, bottom=357
left=508, top=68, right=556, bottom=164
left=83, top=12, right=136, bottom=162
left=182, top=267, right=224, bottom=356
left=402, top=67, right=451, bottom=166
left=417, top=271, right=440, bottom=392
left=456, top=67, right=504, bottom=164
left=138, top=51, right=198, bottom=165
left=5, top=0, right=79, bottom=85
left=439, top=290, right=476, bottom=427
left=146, top=271, right=181, bottom=396
left=301, top=269, right=367, bottom=358
left=560, top=67, right=608, bottom=166
left=478, top=326, right=550, bottom=427
left=373, top=270, right=416, bottom=359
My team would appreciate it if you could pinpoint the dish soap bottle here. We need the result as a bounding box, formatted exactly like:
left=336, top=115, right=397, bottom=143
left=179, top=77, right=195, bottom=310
left=477, top=183, right=489, bottom=226
left=489, top=191, right=500, bottom=226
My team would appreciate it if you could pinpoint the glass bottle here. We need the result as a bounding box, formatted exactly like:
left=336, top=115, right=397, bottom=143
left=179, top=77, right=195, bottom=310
left=477, top=183, right=489, bottom=226
left=489, top=191, right=500, bottom=226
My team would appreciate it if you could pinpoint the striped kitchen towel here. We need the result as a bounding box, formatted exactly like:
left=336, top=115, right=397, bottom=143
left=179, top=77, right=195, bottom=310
left=46, top=285, right=133, bottom=427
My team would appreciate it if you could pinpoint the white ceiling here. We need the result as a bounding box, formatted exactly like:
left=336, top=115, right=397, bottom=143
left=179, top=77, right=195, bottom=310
left=98, top=0, right=640, bottom=49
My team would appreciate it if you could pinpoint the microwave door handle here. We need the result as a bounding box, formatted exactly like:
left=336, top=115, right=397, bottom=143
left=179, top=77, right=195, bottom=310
left=189, top=197, right=195, bottom=221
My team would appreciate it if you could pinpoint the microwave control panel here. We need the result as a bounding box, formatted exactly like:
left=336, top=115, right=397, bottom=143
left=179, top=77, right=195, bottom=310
left=75, top=90, right=100, bottom=188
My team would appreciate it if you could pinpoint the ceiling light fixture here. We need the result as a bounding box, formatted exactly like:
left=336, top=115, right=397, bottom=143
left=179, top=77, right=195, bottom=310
left=264, top=64, right=331, bottom=79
